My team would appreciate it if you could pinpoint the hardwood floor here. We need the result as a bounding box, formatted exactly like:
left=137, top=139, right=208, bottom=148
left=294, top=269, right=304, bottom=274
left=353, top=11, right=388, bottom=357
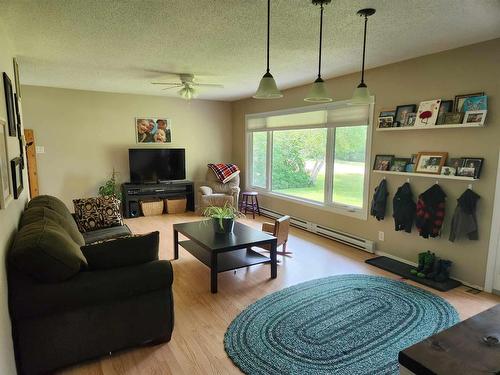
left=60, top=212, right=500, bottom=375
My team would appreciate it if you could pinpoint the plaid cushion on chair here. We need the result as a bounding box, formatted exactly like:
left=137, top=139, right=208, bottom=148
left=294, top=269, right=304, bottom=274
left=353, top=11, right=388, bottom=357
left=208, top=163, right=240, bottom=183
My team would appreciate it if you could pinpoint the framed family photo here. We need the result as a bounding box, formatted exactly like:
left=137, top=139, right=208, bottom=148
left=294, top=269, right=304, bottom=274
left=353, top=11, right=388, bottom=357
left=373, top=155, right=394, bottom=171
left=394, top=104, right=416, bottom=127
left=463, top=110, right=487, bottom=125
left=10, top=157, right=23, bottom=199
left=453, top=92, right=484, bottom=113
left=458, top=158, right=483, bottom=179
left=2, top=73, right=16, bottom=137
left=136, top=118, right=172, bottom=144
left=415, top=152, right=448, bottom=175
left=0, top=120, right=12, bottom=208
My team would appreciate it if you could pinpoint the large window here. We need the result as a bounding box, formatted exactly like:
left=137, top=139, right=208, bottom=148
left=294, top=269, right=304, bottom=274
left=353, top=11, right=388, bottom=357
left=246, top=101, right=372, bottom=218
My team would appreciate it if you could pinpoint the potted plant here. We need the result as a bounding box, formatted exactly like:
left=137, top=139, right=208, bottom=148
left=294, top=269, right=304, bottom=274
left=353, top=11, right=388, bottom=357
left=203, top=203, right=244, bottom=234
left=98, top=168, right=122, bottom=201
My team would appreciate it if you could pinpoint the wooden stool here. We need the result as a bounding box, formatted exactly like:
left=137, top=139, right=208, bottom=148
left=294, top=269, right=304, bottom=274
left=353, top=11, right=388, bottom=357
left=240, top=192, right=261, bottom=219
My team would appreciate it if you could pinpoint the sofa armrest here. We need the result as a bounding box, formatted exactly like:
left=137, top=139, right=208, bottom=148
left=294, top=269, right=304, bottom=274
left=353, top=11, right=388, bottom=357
left=199, top=186, right=213, bottom=195
left=81, top=231, right=159, bottom=270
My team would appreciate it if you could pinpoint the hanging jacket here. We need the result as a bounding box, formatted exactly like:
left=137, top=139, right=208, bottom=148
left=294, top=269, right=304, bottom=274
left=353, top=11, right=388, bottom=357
left=415, top=184, right=446, bottom=239
left=370, top=179, right=388, bottom=221
left=449, top=189, right=480, bottom=242
left=393, top=182, right=416, bottom=233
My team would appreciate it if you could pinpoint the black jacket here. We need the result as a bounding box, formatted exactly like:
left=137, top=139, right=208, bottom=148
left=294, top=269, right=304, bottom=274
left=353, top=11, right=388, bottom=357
left=371, top=179, right=388, bottom=221
left=449, top=188, right=480, bottom=242
left=393, top=182, right=416, bottom=233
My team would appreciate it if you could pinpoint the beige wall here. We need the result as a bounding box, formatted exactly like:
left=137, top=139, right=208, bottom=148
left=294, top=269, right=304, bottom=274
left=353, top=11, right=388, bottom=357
left=0, top=24, right=29, bottom=375
left=21, top=86, right=232, bottom=208
left=232, top=38, right=500, bottom=288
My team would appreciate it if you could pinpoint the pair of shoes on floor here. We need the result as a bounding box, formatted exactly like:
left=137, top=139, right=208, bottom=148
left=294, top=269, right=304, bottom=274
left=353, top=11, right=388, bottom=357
left=410, top=251, right=452, bottom=282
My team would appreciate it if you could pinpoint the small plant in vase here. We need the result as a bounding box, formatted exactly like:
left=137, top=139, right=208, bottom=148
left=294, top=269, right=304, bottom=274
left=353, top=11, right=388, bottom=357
left=203, top=203, right=244, bottom=234
left=98, top=168, right=122, bottom=201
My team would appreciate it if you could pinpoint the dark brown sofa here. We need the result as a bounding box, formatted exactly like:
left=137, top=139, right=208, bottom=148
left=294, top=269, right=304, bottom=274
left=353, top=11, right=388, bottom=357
left=7, top=195, right=174, bottom=375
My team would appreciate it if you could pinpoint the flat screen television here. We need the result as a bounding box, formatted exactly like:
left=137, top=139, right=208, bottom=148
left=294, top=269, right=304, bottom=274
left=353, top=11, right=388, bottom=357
left=129, top=148, right=186, bottom=183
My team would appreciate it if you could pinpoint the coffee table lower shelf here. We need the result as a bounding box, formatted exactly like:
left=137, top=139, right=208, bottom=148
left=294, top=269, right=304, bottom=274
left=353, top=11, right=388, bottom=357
left=178, top=240, right=271, bottom=273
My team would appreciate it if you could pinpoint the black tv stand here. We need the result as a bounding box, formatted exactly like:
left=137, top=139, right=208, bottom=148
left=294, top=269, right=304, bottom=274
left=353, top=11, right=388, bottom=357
left=121, top=181, right=195, bottom=218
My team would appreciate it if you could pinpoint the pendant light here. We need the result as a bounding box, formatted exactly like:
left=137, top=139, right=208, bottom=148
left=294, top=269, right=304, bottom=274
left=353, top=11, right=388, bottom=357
left=253, top=0, right=282, bottom=99
left=351, top=8, right=376, bottom=105
left=304, top=0, right=332, bottom=103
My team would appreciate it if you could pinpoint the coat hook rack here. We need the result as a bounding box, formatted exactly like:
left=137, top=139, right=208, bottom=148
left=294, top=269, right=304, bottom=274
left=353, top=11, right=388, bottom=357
left=406, top=178, right=410, bottom=183
left=435, top=180, right=439, bottom=185
left=468, top=183, right=473, bottom=190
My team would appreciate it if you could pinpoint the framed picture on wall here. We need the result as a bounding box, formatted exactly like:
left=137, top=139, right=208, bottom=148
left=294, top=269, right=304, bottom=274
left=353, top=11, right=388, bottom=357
left=373, top=155, right=394, bottom=171
left=13, top=58, right=22, bottom=100
left=0, top=119, right=12, bottom=208
left=10, top=157, right=23, bottom=199
left=394, top=104, right=416, bottom=127
left=453, top=92, right=484, bottom=113
left=135, top=117, right=172, bottom=143
left=2, top=73, right=16, bottom=137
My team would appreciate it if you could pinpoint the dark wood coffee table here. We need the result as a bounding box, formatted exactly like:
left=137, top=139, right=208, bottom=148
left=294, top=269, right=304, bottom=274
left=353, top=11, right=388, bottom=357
left=173, top=220, right=277, bottom=293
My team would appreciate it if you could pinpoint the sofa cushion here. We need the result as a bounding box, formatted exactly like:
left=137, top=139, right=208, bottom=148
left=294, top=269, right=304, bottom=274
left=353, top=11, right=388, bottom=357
left=20, top=206, right=85, bottom=246
left=10, top=219, right=88, bottom=283
left=27, top=195, right=73, bottom=220
left=82, top=231, right=159, bottom=270
left=73, top=196, right=122, bottom=232
left=8, top=260, right=173, bottom=319
left=82, top=224, right=131, bottom=244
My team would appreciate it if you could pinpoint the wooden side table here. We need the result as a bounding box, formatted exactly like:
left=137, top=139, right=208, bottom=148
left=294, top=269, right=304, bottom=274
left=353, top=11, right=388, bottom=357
left=240, top=191, right=261, bottom=219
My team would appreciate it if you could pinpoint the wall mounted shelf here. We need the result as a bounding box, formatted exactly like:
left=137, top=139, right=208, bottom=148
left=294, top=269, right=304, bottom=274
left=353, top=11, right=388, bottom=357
left=373, top=170, right=477, bottom=181
left=376, top=123, right=484, bottom=131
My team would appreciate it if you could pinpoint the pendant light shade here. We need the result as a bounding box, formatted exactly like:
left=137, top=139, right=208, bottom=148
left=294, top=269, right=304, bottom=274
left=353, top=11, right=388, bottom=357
left=178, top=85, right=197, bottom=100
left=304, top=0, right=332, bottom=103
left=253, top=0, right=282, bottom=99
left=351, top=8, right=375, bottom=105
left=305, top=77, right=331, bottom=103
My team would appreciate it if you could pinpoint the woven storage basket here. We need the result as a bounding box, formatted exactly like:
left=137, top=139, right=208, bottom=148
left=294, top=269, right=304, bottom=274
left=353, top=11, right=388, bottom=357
left=165, top=197, right=187, bottom=214
left=140, top=200, right=164, bottom=216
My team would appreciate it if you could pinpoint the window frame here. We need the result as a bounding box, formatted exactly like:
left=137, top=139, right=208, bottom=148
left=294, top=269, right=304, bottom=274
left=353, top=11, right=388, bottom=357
left=245, top=99, right=374, bottom=220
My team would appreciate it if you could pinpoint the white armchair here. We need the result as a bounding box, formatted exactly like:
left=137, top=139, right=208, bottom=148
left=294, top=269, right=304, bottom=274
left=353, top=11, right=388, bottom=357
left=199, top=168, right=240, bottom=212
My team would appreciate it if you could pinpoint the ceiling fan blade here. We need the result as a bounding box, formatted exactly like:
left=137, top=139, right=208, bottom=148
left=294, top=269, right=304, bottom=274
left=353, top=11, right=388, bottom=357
left=151, top=82, right=182, bottom=86
left=161, top=86, right=181, bottom=90
left=192, top=83, right=224, bottom=88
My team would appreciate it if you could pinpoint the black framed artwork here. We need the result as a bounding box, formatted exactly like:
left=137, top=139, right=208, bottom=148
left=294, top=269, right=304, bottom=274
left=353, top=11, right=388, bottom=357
left=394, top=104, right=417, bottom=127
left=2, top=72, right=16, bottom=137
left=10, top=157, right=23, bottom=199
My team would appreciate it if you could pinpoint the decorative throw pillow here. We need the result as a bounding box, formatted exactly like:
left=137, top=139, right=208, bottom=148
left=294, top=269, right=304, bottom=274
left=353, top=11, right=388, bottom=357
left=208, top=163, right=240, bottom=183
left=81, top=231, right=159, bottom=270
left=73, top=196, right=122, bottom=232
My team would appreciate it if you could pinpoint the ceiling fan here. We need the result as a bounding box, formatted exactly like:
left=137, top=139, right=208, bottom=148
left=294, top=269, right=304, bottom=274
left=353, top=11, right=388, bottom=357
left=151, top=73, right=223, bottom=100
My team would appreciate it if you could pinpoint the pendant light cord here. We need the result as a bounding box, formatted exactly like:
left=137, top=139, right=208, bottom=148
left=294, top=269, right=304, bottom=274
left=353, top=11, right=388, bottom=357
left=360, top=14, right=368, bottom=84
left=317, top=3, right=324, bottom=78
left=266, top=0, right=270, bottom=73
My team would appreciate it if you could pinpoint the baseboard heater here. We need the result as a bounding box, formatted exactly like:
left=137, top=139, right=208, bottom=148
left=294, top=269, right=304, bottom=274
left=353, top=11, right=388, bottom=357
left=259, top=207, right=374, bottom=253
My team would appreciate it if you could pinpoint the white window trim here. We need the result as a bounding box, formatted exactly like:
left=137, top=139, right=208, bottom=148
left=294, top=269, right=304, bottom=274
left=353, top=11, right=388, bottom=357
left=245, top=99, right=375, bottom=220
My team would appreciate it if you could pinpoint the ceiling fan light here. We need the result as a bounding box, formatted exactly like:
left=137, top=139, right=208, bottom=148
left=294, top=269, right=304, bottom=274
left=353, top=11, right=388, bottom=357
left=178, top=86, right=197, bottom=100
left=350, top=82, right=372, bottom=105
left=253, top=72, right=283, bottom=99
left=304, top=77, right=332, bottom=103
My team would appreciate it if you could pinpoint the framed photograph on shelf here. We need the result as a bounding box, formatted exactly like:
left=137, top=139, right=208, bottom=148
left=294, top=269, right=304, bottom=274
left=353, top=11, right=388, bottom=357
left=443, top=112, right=464, bottom=124
left=414, top=99, right=441, bottom=126
left=136, top=118, right=172, bottom=143
left=460, top=158, right=483, bottom=179
left=373, top=155, right=394, bottom=171
left=2, top=73, right=16, bottom=137
left=394, top=104, right=416, bottom=127
left=453, top=92, right=484, bottom=113
left=0, top=120, right=12, bottom=209
left=436, top=100, right=453, bottom=124
left=13, top=58, right=22, bottom=100
left=404, top=113, right=417, bottom=127
left=463, top=110, right=487, bottom=125
left=377, top=116, right=394, bottom=129
left=379, top=110, right=395, bottom=118
left=447, top=158, right=464, bottom=170
left=462, top=95, right=487, bottom=112
left=415, top=152, right=448, bottom=174
left=390, top=158, right=411, bottom=172
left=10, top=157, right=23, bottom=199
left=440, top=166, right=456, bottom=176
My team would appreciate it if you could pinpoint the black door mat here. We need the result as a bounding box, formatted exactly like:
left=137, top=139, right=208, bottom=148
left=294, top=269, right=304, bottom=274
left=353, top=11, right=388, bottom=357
left=365, top=256, right=462, bottom=292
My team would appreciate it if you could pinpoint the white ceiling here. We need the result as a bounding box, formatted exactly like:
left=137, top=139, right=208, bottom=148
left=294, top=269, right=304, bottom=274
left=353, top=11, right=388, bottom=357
left=2, top=0, right=500, bottom=101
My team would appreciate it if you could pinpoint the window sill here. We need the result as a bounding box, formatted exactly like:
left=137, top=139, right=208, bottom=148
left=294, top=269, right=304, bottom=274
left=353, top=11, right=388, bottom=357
left=247, top=187, right=368, bottom=220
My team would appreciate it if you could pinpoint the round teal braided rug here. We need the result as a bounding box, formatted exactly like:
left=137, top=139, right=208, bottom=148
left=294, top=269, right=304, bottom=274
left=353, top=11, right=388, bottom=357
left=224, top=274, right=458, bottom=375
